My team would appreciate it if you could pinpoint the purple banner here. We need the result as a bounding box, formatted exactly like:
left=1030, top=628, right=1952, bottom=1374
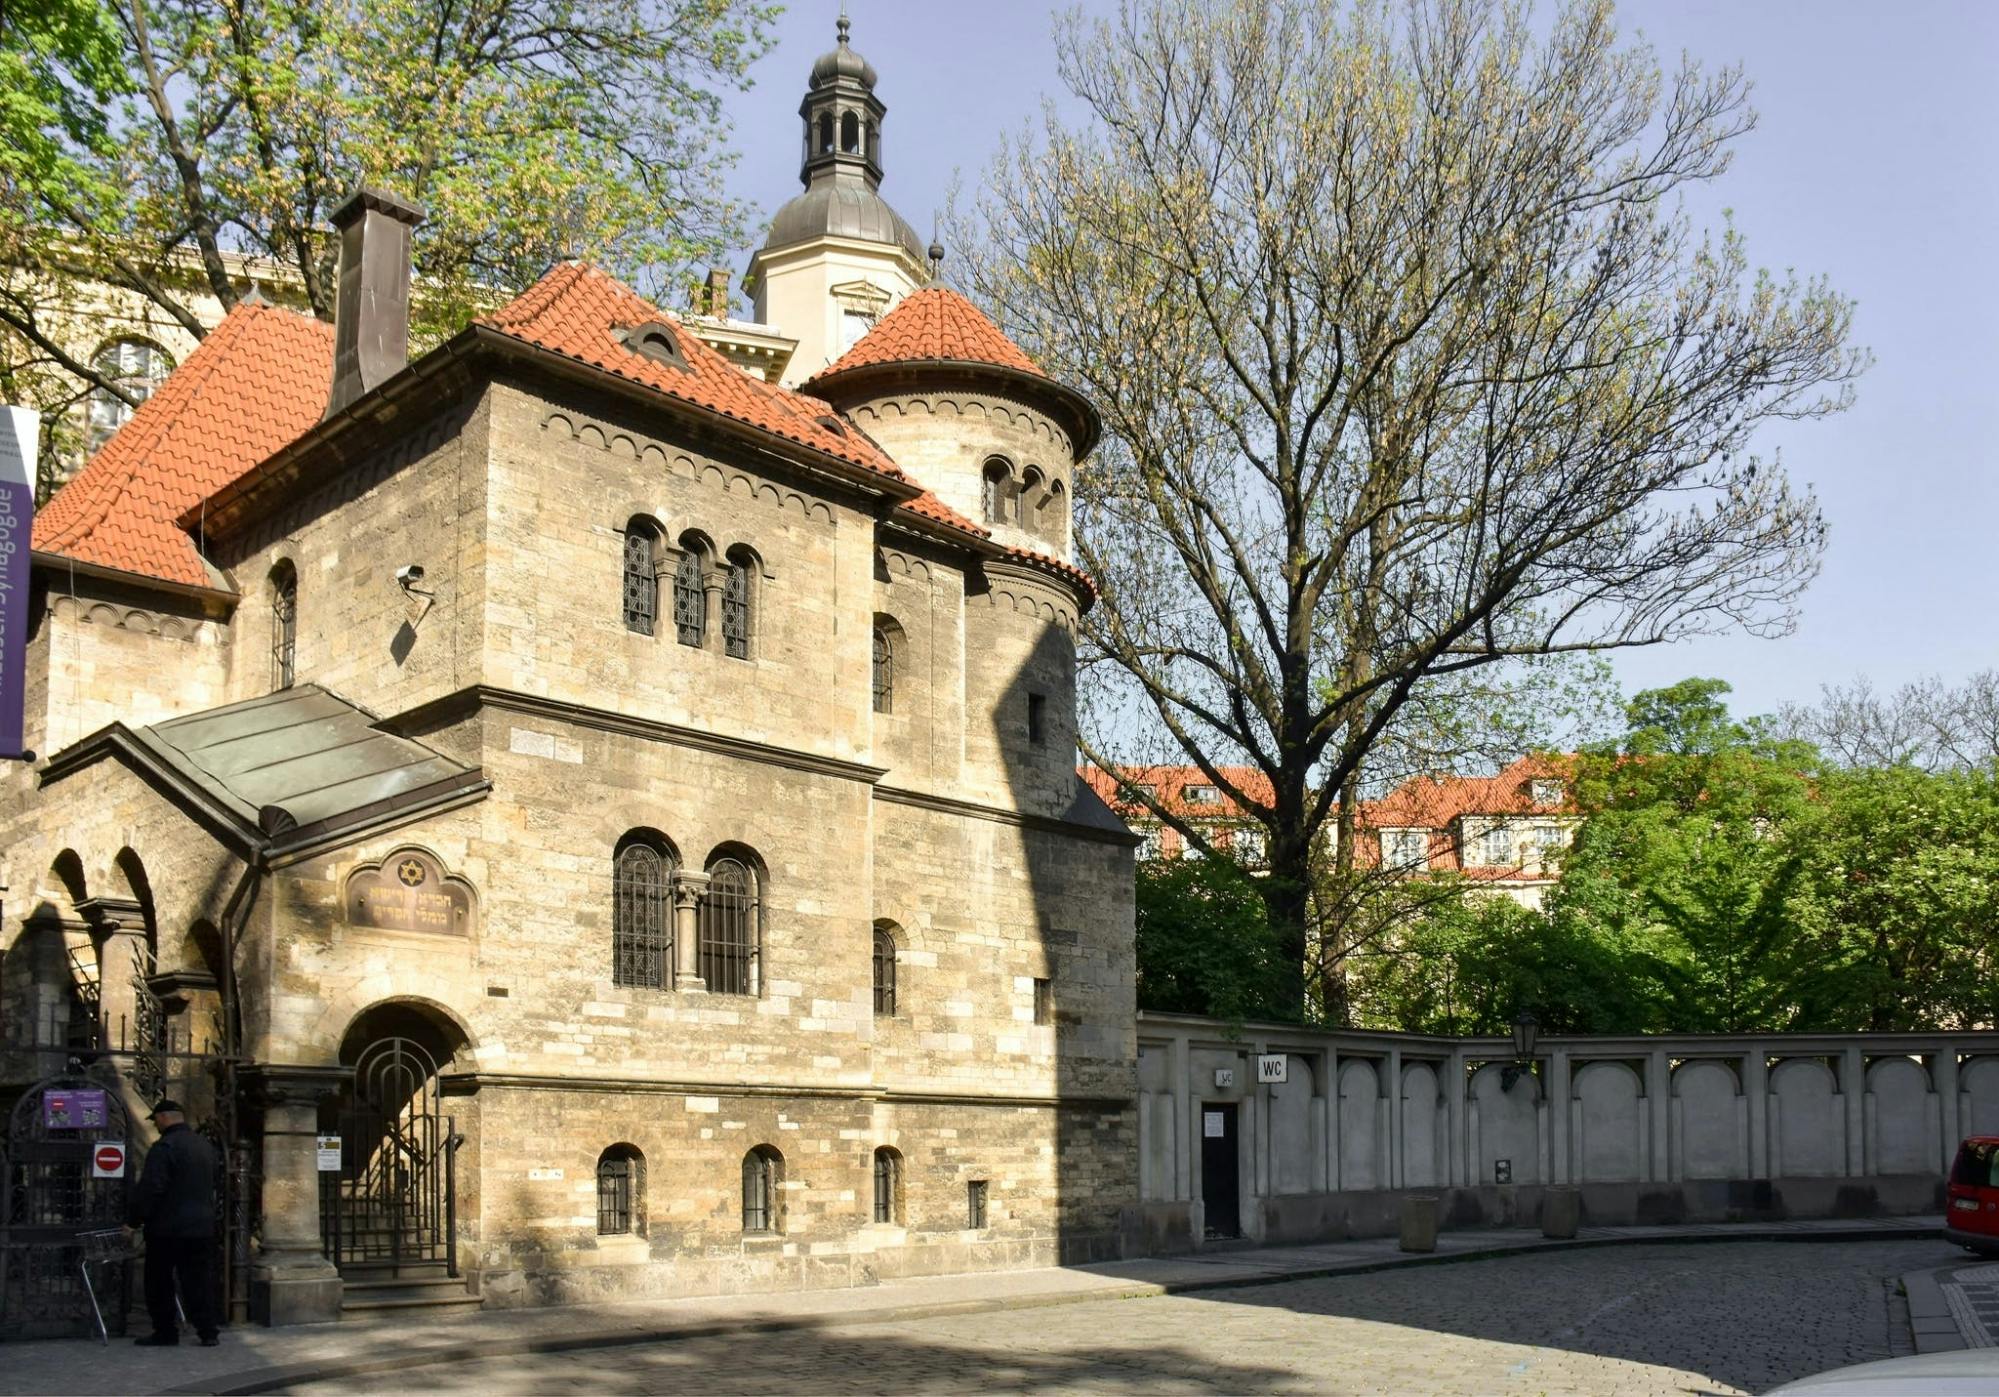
left=0, top=407, right=36, bottom=760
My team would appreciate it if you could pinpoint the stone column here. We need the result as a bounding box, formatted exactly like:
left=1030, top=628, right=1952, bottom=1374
left=1647, top=1049, right=1671, bottom=1183
left=1170, top=1033, right=1192, bottom=1201
left=1446, top=1048, right=1468, bottom=1188
left=1385, top=1046, right=1403, bottom=1189
left=672, top=871, right=709, bottom=992
left=77, top=896, right=148, bottom=1054
left=245, top=1064, right=351, bottom=1326
left=1744, top=1048, right=1769, bottom=1178
left=1842, top=1044, right=1866, bottom=1177
left=1935, top=1048, right=1961, bottom=1176
left=1547, top=1049, right=1572, bottom=1184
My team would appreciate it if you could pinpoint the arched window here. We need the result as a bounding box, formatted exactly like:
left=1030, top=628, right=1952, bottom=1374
left=866, top=122, right=880, bottom=164
left=871, top=624, right=894, bottom=714
left=612, top=833, right=675, bottom=989
left=872, top=922, right=898, bottom=1016
left=840, top=110, right=861, bottom=154
left=1022, top=467, right=1046, bottom=530
left=700, top=854, right=760, bottom=995
left=873, top=1146, right=902, bottom=1225
left=673, top=543, right=706, bottom=648
left=86, top=338, right=172, bottom=453
left=622, top=523, right=659, bottom=635
left=817, top=112, right=834, bottom=154
left=981, top=459, right=1012, bottom=524
left=722, top=550, right=754, bottom=660
left=597, top=1144, right=644, bottom=1235
left=269, top=562, right=297, bottom=691
left=742, top=1145, right=783, bottom=1233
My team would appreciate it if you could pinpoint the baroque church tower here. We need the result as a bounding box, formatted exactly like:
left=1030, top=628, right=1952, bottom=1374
left=748, top=14, right=936, bottom=386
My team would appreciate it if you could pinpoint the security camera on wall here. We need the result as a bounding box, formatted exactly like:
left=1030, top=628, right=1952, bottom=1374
left=395, top=563, right=426, bottom=590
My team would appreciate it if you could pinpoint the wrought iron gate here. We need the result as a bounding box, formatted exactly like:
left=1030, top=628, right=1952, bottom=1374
left=0, top=1074, right=132, bottom=1338
left=319, top=1038, right=460, bottom=1274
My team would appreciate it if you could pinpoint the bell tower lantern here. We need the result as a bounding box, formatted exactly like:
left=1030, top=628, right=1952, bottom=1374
left=749, top=12, right=932, bottom=386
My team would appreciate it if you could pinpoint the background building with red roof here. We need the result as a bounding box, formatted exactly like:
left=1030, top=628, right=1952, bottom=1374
left=2, top=18, right=1139, bottom=1326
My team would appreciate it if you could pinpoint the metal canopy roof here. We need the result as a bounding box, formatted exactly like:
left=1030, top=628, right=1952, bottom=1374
left=48, top=684, right=489, bottom=854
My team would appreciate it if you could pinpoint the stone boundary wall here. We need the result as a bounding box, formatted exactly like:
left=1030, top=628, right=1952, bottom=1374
left=1135, top=1012, right=1999, bottom=1251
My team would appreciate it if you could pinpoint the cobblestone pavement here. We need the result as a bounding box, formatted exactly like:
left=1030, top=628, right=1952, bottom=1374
left=286, top=1240, right=1934, bottom=1396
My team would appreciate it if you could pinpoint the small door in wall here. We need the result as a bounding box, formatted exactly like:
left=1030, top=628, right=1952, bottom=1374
left=1201, top=1101, right=1241, bottom=1239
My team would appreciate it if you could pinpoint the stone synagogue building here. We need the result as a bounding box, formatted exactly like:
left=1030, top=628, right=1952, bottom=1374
left=0, top=22, right=1139, bottom=1326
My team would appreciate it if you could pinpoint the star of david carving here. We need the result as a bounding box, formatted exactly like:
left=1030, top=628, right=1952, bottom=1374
left=397, top=858, right=426, bottom=887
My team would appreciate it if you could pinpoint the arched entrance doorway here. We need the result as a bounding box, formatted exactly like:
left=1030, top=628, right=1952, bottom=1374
left=318, top=1002, right=469, bottom=1275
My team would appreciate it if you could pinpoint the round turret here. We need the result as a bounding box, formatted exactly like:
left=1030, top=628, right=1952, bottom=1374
left=805, top=288, right=1099, bottom=564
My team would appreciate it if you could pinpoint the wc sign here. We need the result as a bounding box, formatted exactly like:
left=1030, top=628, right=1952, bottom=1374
left=1256, top=1054, right=1289, bottom=1085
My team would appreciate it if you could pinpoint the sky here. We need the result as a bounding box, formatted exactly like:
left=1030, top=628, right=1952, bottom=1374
left=715, top=1, right=1999, bottom=722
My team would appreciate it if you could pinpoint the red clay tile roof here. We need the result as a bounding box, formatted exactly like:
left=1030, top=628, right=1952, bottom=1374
left=998, top=544, right=1098, bottom=605
left=479, top=263, right=906, bottom=482
left=1084, top=764, right=1275, bottom=818
left=1361, top=755, right=1576, bottom=830
left=34, top=303, right=333, bottom=588
left=813, top=287, right=1045, bottom=380
left=895, top=490, right=987, bottom=539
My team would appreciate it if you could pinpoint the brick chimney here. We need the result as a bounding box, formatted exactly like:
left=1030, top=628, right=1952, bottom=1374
left=707, top=267, right=731, bottom=319
left=325, top=187, right=425, bottom=418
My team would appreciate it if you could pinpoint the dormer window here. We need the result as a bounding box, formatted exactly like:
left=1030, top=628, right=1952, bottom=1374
left=1184, top=784, right=1219, bottom=805
left=621, top=320, right=691, bottom=373
left=1531, top=778, right=1564, bottom=807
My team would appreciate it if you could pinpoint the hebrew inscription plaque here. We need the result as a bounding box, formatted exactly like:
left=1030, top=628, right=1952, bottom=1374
left=345, top=847, right=474, bottom=935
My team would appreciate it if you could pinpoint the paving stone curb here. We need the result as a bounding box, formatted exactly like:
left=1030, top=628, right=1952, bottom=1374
left=160, top=1222, right=1943, bottom=1396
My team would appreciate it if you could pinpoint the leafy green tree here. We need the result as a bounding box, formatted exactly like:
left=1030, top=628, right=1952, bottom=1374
left=3, top=0, right=776, bottom=485
left=1553, top=678, right=1817, bottom=1031
left=1782, top=766, right=1999, bottom=1030
left=958, top=0, right=1864, bottom=1015
left=1347, top=890, right=1666, bottom=1035
left=1135, top=858, right=1293, bottom=1022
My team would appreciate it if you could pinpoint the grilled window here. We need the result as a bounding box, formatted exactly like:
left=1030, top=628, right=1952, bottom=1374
left=1033, top=977, right=1053, bottom=1026
left=966, top=1179, right=988, bottom=1229
left=872, top=626, right=894, bottom=713
left=596, top=1146, right=643, bottom=1235
left=742, top=1145, right=782, bottom=1233
left=271, top=565, right=298, bottom=691
left=623, top=528, right=658, bottom=636
left=612, top=838, right=674, bottom=989
left=673, top=548, right=706, bottom=647
left=700, top=857, right=759, bottom=995
left=873, top=1147, right=902, bottom=1225
left=872, top=924, right=897, bottom=1016
left=722, top=560, right=750, bottom=659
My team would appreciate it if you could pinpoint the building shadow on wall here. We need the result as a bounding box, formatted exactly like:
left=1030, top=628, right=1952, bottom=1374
left=986, top=590, right=1142, bottom=1269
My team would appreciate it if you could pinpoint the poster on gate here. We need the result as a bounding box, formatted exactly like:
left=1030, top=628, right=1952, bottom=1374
left=43, top=1088, right=109, bottom=1131
left=0, top=406, right=37, bottom=762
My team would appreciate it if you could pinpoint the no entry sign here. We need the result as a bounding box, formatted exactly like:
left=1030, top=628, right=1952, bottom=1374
left=91, top=1142, right=126, bottom=1179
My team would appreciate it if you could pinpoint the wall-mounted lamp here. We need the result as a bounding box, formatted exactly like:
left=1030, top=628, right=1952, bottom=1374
left=1501, top=1011, right=1539, bottom=1092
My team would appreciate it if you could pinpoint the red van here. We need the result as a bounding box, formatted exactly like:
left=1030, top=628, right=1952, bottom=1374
left=1946, top=1136, right=1999, bottom=1255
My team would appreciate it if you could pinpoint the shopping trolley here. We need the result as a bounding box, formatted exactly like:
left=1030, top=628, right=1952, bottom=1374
left=74, top=1228, right=184, bottom=1345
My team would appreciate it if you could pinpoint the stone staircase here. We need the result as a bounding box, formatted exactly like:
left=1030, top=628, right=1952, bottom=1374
left=338, top=1256, right=482, bottom=1320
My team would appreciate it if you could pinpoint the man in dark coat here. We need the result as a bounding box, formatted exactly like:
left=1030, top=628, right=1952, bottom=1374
left=123, top=1099, right=220, bottom=1346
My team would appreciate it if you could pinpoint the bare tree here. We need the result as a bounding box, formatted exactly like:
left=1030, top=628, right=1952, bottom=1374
left=958, top=0, right=1864, bottom=1013
left=1778, top=671, right=1999, bottom=772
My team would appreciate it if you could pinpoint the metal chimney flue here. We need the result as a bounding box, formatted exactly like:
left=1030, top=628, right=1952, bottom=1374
left=325, top=187, right=425, bottom=418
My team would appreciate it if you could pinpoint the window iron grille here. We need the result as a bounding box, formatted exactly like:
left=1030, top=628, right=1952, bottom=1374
left=612, top=843, right=673, bottom=989
left=271, top=571, right=297, bottom=690
left=872, top=628, right=894, bottom=713
left=872, top=926, right=896, bottom=1016
left=723, top=563, right=750, bottom=659
left=967, top=1179, right=988, bottom=1229
left=873, top=1148, right=900, bottom=1225
left=673, top=549, right=705, bottom=647
left=1033, top=977, right=1052, bottom=1026
left=742, top=1147, right=780, bottom=1232
left=623, top=531, right=658, bottom=636
left=597, top=1150, right=638, bottom=1235
left=700, top=859, right=758, bottom=995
